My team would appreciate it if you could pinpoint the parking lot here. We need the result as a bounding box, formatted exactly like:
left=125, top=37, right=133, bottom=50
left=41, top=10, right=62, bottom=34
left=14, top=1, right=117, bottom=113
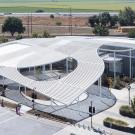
left=0, top=106, right=66, bottom=135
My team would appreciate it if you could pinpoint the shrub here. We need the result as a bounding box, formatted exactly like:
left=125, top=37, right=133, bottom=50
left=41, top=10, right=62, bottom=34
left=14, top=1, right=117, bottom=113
left=119, top=105, right=135, bottom=118
left=0, top=36, right=8, bottom=43
left=128, top=30, right=135, bottom=38
left=114, top=83, right=121, bottom=89
left=35, top=9, right=44, bottom=13
left=42, top=31, right=50, bottom=38
left=56, top=21, right=62, bottom=26
left=122, top=76, right=130, bottom=83
left=16, top=34, right=22, bottom=40
left=32, top=32, right=39, bottom=38
left=93, top=25, right=109, bottom=36
left=104, top=117, right=128, bottom=127
left=50, top=14, right=54, bottom=19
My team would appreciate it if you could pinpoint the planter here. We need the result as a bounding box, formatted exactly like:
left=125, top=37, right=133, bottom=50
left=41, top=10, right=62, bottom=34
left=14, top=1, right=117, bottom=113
left=120, top=106, right=135, bottom=118
left=104, top=118, right=135, bottom=134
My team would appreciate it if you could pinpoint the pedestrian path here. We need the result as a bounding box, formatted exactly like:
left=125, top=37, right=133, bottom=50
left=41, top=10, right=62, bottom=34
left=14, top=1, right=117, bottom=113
left=55, top=83, right=135, bottom=135
left=84, top=83, right=135, bottom=135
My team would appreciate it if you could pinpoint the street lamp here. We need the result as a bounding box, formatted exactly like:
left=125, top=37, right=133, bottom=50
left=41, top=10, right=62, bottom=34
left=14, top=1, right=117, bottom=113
left=127, top=84, right=131, bottom=106
left=69, top=7, right=72, bottom=36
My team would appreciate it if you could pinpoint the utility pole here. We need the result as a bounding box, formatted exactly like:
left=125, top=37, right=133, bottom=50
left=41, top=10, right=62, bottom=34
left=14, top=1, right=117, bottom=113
left=27, top=14, right=30, bottom=37
left=69, top=7, right=72, bottom=35
left=31, top=12, right=33, bottom=36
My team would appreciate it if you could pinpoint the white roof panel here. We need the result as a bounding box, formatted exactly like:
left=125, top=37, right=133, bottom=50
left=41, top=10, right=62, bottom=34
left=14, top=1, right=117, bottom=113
left=0, top=36, right=134, bottom=105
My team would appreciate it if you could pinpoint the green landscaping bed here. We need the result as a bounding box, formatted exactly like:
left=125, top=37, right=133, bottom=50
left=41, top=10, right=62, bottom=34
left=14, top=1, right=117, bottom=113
left=120, top=105, right=135, bottom=118
left=104, top=117, right=135, bottom=133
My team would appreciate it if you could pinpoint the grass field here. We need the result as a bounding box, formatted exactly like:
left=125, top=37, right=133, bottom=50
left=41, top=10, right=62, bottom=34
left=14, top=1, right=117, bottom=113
left=0, top=0, right=135, bottom=12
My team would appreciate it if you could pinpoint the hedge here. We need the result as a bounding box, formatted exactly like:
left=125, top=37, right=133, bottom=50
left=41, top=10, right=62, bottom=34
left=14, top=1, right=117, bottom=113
left=104, top=117, right=135, bottom=134
left=120, top=105, right=135, bottom=118
left=104, top=117, right=128, bottom=127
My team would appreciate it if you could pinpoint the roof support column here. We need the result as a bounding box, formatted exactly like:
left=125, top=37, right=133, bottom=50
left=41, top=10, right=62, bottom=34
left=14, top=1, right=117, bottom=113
left=19, top=84, right=20, bottom=91
left=34, top=66, right=35, bottom=74
left=50, top=64, right=52, bottom=71
left=2, top=76, right=5, bottom=87
left=99, top=77, right=102, bottom=97
left=66, top=58, right=69, bottom=74
left=113, top=51, right=116, bottom=86
left=129, top=48, right=132, bottom=79
left=42, top=65, right=46, bottom=73
left=25, top=87, right=27, bottom=95
left=29, top=67, right=31, bottom=72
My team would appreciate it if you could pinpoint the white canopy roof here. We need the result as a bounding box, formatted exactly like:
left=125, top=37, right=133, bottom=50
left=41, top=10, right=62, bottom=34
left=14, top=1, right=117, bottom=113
left=0, top=36, right=135, bottom=105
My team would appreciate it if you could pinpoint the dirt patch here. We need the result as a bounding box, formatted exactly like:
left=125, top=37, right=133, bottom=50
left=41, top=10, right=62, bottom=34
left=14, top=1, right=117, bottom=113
left=0, top=15, right=125, bottom=36
left=0, top=99, right=17, bottom=109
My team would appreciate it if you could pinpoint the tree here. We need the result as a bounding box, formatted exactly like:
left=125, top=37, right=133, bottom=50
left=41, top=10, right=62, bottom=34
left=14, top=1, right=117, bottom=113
left=110, top=15, right=118, bottom=27
left=2, top=17, right=25, bottom=36
left=119, top=7, right=135, bottom=26
left=93, top=25, right=109, bottom=36
left=99, top=12, right=111, bottom=26
left=89, top=12, right=117, bottom=28
left=88, top=15, right=99, bottom=27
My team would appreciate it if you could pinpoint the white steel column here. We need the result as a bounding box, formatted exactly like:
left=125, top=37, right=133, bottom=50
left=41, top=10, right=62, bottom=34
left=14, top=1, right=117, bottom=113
left=129, top=48, right=132, bottom=79
left=19, top=84, right=21, bottom=91
left=99, top=77, right=102, bottom=97
left=2, top=76, right=4, bottom=87
left=113, top=51, right=116, bottom=85
left=25, top=87, right=27, bottom=95
left=34, top=66, right=35, bottom=73
left=29, top=67, right=31, bottom=72
left=42, top=65, right=46, bottom=73
left=50, top=64, right=52, bottom=71
left=66, top=58, right=69, bottom=73
left=98, top=77, right=102, bottom=97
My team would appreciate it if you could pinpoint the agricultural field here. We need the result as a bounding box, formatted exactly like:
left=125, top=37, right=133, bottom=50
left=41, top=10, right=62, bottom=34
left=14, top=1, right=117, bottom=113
left=0, top=0, right=134, bottom=12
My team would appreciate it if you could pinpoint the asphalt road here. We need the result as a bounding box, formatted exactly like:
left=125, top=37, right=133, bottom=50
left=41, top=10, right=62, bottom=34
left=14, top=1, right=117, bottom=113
left=0, top=106, right=66, bottom=135
left=0, top=12, right=119, bottom=17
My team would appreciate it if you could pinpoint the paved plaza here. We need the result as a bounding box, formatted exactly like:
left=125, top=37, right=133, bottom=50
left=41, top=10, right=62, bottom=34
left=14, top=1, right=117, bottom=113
left=1, top=81, right=116, bottom=122
left=54, top=83, right=135, bottom=135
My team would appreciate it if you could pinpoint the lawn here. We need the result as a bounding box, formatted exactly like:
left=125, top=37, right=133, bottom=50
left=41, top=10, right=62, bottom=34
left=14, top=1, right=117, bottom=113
left=0, top=0, right=134, bottom=12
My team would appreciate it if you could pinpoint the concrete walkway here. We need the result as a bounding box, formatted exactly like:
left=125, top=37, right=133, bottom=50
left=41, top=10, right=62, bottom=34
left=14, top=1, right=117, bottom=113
left=55, top=84, right=135, bottom=135
left=84, top=83, right=135, bottom=135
